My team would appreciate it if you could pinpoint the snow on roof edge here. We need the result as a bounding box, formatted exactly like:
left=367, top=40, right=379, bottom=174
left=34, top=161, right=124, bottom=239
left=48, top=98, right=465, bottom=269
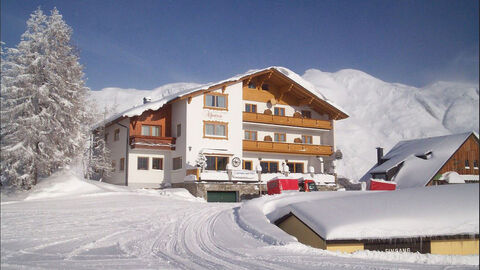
left=285, top=184, right=479, bottom=241
left=94, top=66, right=349, bottom=129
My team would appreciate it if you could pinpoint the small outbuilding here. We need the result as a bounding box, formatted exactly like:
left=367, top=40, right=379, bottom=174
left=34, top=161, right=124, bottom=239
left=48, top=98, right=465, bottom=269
left=360, top=132, right=479, bottom=189
left=273, top=184, right=479, bottom=255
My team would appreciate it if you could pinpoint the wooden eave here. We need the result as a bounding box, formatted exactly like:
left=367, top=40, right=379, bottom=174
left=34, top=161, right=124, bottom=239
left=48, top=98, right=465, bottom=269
left=425, top=133, right=479, bottom=186
left=268, top=68, right=348, bottom=120
left=241, top=68, right=348, bottom=120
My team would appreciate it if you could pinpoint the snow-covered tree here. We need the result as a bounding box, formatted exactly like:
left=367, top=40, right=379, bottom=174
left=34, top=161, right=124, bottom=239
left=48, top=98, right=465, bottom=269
left=84, top=107, right=113, bottom=181
left=195, top=152, right=207, bottom=171
left=1, top=8, right=90, bottom=189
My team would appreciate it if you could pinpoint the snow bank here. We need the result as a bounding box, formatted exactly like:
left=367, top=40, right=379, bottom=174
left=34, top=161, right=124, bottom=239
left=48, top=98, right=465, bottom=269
left=24, top=170, right=108, bottom=200
left=239, top=185, right=478, bottom=243
left=236, top=186, right=478, bottom=265
left=441, top=171, right=465, bottom=184
left=0, top=169, right=205, bottom=203
left=237, top=191, right=365, bottom=245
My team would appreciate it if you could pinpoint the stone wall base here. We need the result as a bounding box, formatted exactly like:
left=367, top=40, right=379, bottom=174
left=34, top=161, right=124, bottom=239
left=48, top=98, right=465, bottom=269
left=172, top=182, right=340, bottom=202
left=172, top=182, right=267, bottom=202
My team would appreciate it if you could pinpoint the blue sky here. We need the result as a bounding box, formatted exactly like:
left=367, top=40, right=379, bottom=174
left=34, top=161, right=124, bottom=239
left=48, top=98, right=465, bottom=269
left=1, top=0, right=478, bottom=90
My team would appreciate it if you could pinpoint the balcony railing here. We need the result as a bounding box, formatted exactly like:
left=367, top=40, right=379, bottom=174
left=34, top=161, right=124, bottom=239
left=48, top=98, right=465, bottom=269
left=243, top=140, right=333, bottom=156
left=129, top=135, right=176, bottom=150
left=243, top=112, right=332, bottom=130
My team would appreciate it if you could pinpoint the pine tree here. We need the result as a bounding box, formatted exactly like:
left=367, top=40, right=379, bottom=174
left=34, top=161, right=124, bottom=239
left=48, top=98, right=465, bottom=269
left=84, top=107, right=113, bottom=181
left=1, top=8, right=49, bottom=188
left=1, top=8, right=90, bottom=189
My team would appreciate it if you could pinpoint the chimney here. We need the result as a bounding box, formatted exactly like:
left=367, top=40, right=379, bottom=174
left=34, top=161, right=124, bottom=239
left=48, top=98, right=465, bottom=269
left=376, top=147, right=384, bottom=165
left=143, top=97, right=152, bottom=104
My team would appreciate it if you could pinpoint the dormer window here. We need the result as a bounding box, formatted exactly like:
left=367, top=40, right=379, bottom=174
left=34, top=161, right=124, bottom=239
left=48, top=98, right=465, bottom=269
left=415, top=151, right=432, bottom=160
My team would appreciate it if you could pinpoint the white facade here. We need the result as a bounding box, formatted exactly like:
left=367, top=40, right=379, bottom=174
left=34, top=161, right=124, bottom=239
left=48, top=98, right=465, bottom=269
left=101, top=68, right=346, bottom=189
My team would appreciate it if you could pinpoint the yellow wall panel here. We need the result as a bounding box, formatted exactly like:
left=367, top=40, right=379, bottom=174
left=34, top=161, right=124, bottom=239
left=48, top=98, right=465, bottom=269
left=431, top=239, right=479, bottom=255
left=326, top=243, right=364, bottom=253
left=277, top=215, right=326, bottom=249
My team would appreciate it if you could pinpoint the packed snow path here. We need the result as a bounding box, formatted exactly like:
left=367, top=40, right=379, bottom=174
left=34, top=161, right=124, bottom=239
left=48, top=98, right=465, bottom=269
left=2, top=190, right=477, bottom=270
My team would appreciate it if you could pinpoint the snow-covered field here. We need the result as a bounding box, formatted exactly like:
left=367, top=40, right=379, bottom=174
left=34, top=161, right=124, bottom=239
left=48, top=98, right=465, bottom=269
left=1, top=171, right=478, bottom=269
left=89, top=68, right=479, bottom=181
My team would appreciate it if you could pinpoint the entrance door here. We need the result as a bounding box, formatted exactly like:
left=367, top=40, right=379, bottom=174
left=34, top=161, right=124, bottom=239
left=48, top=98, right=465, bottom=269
left=207, top=191, right=237, bottom=203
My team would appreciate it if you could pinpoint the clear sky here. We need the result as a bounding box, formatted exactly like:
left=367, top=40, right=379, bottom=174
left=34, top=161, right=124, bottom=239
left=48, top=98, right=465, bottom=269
left=1, top=0, right=478, bottom=91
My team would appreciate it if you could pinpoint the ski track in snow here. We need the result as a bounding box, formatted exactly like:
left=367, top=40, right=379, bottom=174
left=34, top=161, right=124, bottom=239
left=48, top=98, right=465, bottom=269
left=1, top=193, right=477, bottom=270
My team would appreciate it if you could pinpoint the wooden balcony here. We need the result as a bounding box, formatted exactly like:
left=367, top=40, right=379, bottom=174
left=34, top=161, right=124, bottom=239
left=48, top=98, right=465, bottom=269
left=243, top=112, right=332, bottom=130
left=129, top=135, right=176, bottom=150
left=243, top=140, right=333, bottom=156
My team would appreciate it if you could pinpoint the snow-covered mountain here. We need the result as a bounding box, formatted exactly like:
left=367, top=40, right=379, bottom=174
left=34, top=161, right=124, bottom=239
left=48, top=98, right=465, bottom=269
left=89, top=69, right=479, bottom=181
left=303, top=69, right=479, bottom=181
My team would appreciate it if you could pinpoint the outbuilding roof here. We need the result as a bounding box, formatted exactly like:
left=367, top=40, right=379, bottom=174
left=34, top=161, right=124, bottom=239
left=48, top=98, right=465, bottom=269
left=359, top=132, right=478, bottom=189
left=273, top=184, right=479, bottom=241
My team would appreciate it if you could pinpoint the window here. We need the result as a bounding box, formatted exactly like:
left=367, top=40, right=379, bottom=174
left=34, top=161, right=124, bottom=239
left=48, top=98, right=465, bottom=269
left=244, top=130, right=257, bottom=141
left=141, top=125, right=149, bottom=136
left=177, top=124, right=181, bottom=137
left=137, top=157, right=148, bottom=170
left=206, top=156, right=229, bottom=171
left=274, top=133, right=286, bottom=142
left=152, top=158, right=163, bottom=170
left=302, top=135, right=313, bottom=144
left=465, top=160, right=470, bottom=169
left=141, top=125, right=161, bottom=136
left=287, top=162, right=304, bottom=173
left=114, top=129, right=120, bottom=141
left=301, top=110, right=311, bottom=119
left=260, top=161, right=279, bottom=173
left=261, top=84, right=269, bottom=90
left=243, top=160, right=253, bottom=170
left=112, top=160, right=116, bottom=172
left=248, top=82, right=256, bottom=89
left=120, top=158, right=125, bottom=171
left=274, top=107, right=285, bottom=116
left=204, top=121, right=228, bottom=139
left=245, top=104, right=257, bottom=113
left=474, top=160, right=478, bottom=169
left=173, top=157, right=182, bottom=170
left=204, top=93, right=227, bottom=109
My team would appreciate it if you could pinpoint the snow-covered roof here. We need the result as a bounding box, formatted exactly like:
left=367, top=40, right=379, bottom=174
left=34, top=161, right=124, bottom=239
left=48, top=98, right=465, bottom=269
left=359, top=132, right=477, bottom=189
left=274, top=184, right=479, bottom=240
left=99, top=67, right=348, bottom=127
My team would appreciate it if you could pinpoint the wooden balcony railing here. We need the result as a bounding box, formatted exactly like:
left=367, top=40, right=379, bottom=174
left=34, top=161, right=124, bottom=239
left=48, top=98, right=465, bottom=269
left=129, top=135, right=176, bottom=150
left=243, top=112, right=332, bottom=130
left=243, top=140, right=333, bottom=156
